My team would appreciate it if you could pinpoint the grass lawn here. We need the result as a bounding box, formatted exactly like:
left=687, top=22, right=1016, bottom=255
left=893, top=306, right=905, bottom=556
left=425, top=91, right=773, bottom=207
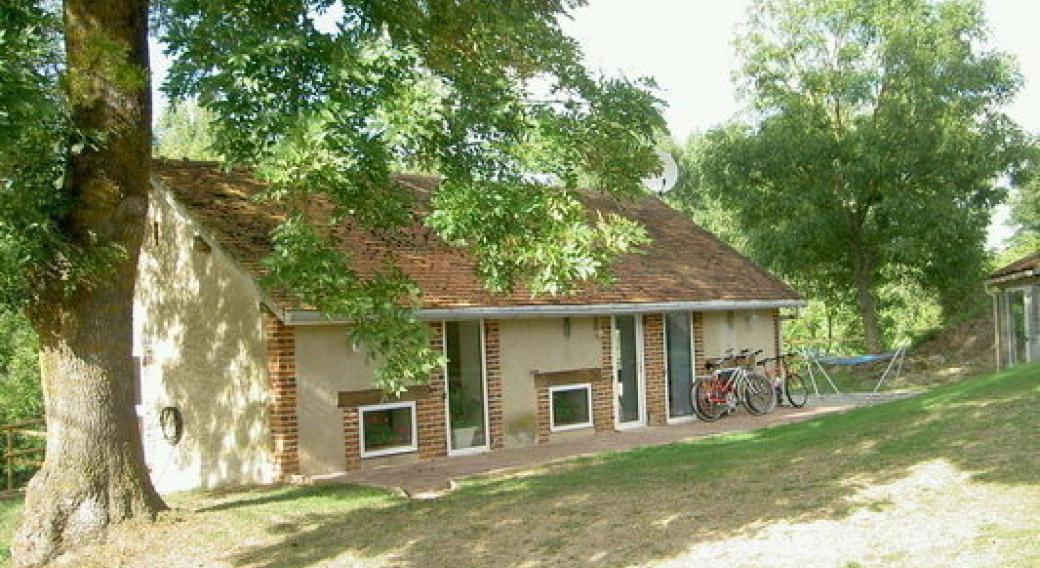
left=0, top=497, right=22, bottom=567
left=3, top=363, right=1038, bottom=568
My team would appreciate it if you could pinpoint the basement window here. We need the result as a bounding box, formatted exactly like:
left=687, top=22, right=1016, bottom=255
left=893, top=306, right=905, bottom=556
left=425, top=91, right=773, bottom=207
left=549, top=384, right=593, bottom=432
left=359, top=402, right=417, bottom=458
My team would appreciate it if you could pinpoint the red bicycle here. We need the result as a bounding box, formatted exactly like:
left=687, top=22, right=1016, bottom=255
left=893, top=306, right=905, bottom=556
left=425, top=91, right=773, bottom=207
left=691, top=348, right=776, bottom=421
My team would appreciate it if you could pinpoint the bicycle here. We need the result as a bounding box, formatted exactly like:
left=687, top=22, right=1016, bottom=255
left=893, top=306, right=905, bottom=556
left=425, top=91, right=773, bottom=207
left=691, top=348, right=776, bottom=421
left=757, top=352, right=810, bottom=408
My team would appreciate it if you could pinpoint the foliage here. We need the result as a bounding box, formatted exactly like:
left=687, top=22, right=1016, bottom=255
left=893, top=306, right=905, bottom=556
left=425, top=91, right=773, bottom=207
left=0, top=311, right=41, bottom=425
left=0, top=310, right=43, bottom=491
left=154, top=99, right=220, bottom=161
left=153, top=0, right=665, bottom=392
left=0, top=0, right=71, bottom=310
left=998, top=164, right=1039, bottom=264
left=664, top=133, right=749, bottom=252
left=682, top=0, right=1031, bottom=350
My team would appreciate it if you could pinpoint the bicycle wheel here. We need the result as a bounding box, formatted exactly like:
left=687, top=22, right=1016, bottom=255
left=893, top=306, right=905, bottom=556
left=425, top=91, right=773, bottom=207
left=742, top=373, right=777, bottom=415
left=784, top=373, right=809, bottom=408
left=692, top=379, right=726, bottom=422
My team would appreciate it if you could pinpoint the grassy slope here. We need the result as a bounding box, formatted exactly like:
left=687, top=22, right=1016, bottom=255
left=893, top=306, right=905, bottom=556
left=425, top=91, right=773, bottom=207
left=0, top=498, right=22, bottom=567
left=4, top=363, right=1039, bottom=568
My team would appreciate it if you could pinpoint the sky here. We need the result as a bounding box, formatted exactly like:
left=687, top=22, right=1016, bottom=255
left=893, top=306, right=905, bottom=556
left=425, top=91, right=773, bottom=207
left=558, top=0, right=1040, bottom=247
left=151, top=0, right=1039, bottom=247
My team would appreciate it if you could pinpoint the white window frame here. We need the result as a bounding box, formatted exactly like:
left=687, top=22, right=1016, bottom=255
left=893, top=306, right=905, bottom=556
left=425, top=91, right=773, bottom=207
left=612, top=315, right=646, bottom=430
left=358, top=401, right=418, bottom=459
left=549, top=383, right=594, bottom=432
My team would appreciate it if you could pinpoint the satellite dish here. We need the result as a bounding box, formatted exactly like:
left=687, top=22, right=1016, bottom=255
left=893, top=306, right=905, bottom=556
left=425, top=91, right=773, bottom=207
left=641, top=150, right=679, bottom=194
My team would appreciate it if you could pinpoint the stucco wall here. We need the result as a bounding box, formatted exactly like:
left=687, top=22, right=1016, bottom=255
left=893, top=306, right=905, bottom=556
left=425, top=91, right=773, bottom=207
left=134, top=187, right=272, bottom=494
left=295, top=325, right=382, bottom=475
left=701, top=310, right=778, bottom=362
left=499, top=317, right=600, bottom=447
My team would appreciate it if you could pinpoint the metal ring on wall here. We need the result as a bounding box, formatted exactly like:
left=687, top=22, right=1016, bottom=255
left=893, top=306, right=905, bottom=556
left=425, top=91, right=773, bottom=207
left=159, top=406, right=184, bottom=445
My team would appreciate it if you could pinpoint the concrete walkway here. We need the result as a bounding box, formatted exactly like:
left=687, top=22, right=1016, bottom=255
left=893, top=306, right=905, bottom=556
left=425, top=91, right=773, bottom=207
left=316, top=393, right=914, bottom=497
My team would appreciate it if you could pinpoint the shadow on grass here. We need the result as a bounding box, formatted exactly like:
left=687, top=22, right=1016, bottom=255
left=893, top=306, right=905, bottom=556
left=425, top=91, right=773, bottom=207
left=188, top=484, right=389, bottom=513
left=220, top=364, right=1040, bottom=568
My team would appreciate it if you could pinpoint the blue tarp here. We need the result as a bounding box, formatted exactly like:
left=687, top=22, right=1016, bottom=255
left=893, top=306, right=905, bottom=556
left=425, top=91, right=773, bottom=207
left=814, top=351, right=901, bottom=366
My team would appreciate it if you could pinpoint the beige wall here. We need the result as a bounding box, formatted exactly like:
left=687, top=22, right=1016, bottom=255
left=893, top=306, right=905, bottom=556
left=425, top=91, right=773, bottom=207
left=295, top=325, right=382, bottom=475
left=499, top=317, right=600, bottom=447
left=134, top=187, right=272, bottom=494
left=701, top=310, right=777, bottom=362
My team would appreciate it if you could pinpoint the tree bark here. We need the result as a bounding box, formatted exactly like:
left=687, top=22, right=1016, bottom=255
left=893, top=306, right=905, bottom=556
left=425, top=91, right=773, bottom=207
left=12, top=0, right=166, bottom=565
left=852, top=246, right=882, bottom=353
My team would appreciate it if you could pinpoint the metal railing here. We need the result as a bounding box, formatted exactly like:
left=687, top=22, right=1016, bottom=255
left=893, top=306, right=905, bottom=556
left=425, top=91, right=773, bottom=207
left=2, top=419, right=45, bottom=491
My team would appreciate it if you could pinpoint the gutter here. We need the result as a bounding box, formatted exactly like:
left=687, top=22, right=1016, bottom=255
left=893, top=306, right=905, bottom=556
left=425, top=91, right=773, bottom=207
left=283, top=298, right=807, bottom=325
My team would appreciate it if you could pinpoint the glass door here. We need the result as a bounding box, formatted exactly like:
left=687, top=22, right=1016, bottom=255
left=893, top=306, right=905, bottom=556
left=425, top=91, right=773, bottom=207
left=665, top=312, right=695, bottom=420
left=1007, top=289, right=1028, bottom=365
left=445, top=320, right=488, bottom=454
left=614, top=315, right=643, bottom=427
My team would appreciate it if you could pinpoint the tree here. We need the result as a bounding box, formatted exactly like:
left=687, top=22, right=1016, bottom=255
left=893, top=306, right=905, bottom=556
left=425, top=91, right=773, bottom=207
left=689, top=0, right=1030, bottom=351
left=1, top=1, right=664, bottom=564
left=1000, top=159, right=1039, bottom=261
left=154, top=99, right=220, bottom=160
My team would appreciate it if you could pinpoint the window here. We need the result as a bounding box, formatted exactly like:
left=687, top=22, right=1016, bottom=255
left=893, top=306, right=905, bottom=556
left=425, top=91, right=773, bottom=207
left=549, top=384, right=593, bottom=432
left=359, top=402, right=417, bottom=458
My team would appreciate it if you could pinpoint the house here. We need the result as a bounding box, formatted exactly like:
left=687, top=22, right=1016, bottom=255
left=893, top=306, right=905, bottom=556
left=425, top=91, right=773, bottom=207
left=134, top=159, right=804, bottom=493
left=987, top=252, right=1039, bottom=369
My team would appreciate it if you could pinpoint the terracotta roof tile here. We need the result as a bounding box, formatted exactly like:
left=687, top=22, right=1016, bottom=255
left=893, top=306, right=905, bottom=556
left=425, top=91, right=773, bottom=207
left=152, top=159, right=801, bottom=310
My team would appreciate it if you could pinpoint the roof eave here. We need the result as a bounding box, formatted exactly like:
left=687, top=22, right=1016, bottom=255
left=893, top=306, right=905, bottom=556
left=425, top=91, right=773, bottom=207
left=283, top=298, right=808, bottom=325
left=985, top=268, right=1039, bottom=288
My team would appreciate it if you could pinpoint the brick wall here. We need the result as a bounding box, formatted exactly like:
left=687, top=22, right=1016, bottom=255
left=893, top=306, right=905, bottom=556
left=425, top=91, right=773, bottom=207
left=535, top=384, right=551, bottom=443
left=642, top=314, right=667, bottom=425
left=484, top=320, right=504, bottom=450
left=265, top=311, right=299, bottom=481
left=417, top=321, right=448, bottom=459
left=594, top=317, right=616, bottom=432
left=342, top=407, right=361, bottom=469
left=773, top=309, right=782, bottom=360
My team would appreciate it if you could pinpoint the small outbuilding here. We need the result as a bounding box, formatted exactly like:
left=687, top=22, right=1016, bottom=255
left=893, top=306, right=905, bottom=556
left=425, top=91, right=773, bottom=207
left=987, top=252, right=1039, bottom=368
left=134, top=159, right=805, bottom=493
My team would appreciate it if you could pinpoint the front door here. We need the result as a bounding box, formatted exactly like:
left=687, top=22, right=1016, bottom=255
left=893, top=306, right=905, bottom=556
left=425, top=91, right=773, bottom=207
left=445, top=320, right=489, bottom=455
left=613, top=315, right=644, bottom=428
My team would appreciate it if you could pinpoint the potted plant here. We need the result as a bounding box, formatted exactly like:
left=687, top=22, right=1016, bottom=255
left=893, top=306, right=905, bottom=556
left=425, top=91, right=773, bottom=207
left=449, top=388, right=482, bottom=447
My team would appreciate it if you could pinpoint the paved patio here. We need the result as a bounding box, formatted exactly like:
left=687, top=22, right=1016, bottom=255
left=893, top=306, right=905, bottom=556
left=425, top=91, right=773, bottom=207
left=314, top=393, right=916, bottom=497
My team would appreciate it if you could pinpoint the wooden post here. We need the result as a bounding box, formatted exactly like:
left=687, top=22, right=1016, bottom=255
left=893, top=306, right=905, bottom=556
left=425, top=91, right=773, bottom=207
left=5, top=428, right=12, bottom=491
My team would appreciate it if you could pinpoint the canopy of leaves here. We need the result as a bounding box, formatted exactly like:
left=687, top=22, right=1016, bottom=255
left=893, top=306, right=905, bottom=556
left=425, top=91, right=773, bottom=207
left=685, top=0, right=1030, bottom=343
left=150, top=0, right=665, bottom=391
left=0, top=0, right=71, bottom=309
left=998, top=154, right=1039, bottom=263
left=155, top=99, right=221, bottom=161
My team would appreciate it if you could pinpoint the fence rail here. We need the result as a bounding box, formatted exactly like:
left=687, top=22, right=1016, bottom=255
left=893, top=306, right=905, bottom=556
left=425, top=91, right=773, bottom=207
left=2, top=419, right=45, bottom=491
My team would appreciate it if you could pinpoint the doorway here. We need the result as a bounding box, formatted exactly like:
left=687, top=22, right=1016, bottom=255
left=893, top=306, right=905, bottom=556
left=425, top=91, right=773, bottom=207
left=613, top=315, right=645, bottom=429
left=445, top=320, right=489, bottom=455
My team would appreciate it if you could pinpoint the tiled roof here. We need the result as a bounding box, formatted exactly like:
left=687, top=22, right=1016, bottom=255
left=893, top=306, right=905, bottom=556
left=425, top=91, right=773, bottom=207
left=152, top=159, right=801, bottom=311
left=988, top=252, right=1040, bottom=281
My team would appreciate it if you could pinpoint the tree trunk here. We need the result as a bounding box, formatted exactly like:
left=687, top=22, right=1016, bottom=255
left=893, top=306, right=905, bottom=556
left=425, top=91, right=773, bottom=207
left=12, top=0, right=165, bottom=565
left=852, top=247, right=882, bottom=353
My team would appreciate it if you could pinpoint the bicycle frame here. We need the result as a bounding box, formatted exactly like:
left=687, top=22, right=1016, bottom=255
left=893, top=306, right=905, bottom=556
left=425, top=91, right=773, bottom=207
left=703, top=351, right=758, bottom=405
